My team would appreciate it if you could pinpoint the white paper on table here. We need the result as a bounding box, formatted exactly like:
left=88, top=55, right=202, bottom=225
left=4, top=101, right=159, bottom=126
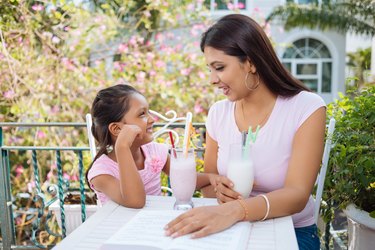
left=100, top=210, right=252, bottom=250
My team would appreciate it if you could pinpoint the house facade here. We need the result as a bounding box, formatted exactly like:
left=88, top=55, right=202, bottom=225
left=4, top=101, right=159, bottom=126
left=206, top=0, right=346, bottom=104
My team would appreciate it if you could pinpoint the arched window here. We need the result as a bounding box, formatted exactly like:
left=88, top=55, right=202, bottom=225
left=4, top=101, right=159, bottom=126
left=282, top=38, right=332, bottom=93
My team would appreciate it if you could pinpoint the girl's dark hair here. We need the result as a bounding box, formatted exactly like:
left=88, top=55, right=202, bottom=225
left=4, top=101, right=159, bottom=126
left=86, top=84, right=141, bottom=188
left=200, top=14, right=310, bottom=96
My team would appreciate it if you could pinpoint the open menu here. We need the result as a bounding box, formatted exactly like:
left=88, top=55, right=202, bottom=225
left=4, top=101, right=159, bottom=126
left=100, top=210, right=252, bottom=250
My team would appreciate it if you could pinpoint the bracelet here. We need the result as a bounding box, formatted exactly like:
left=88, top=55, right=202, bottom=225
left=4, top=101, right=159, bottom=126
left=236, top=199, right=249, bottom=221
left=258, top=194, right=270, bottom=221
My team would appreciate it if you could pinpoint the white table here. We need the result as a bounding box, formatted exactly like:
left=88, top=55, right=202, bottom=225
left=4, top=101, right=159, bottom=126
left=53, top=196, right=298, bottom=250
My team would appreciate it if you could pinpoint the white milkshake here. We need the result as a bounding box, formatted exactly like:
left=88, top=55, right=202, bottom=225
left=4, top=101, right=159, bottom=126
left=226, top=143, right=254, bottom=198
left=227, top=160, right=254, bottom=198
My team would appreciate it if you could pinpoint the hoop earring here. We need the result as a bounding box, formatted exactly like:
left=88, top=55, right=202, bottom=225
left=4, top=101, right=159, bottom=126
left=245, top=72, right=260, bottom=91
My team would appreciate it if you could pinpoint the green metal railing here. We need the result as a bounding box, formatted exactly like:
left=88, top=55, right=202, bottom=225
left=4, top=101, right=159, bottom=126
left=0, top=122, right=205, bottom=250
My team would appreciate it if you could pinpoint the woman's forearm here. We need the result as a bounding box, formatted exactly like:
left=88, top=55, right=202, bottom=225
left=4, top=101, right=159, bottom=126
left=242, top=187, right=309, bottom=222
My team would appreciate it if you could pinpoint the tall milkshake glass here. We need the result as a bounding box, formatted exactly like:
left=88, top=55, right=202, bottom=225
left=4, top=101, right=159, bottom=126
left=170, top=148, right=196, bottom=210
left=226, top=143, right=254, bottom=198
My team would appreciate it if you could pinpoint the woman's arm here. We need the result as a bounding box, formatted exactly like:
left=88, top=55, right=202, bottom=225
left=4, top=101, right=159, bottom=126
left=201, top=133, right=240, bottom=201
left=165, top=107, right=326, bottom=238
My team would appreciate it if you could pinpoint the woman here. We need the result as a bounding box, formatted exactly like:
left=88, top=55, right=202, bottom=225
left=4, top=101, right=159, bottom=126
left=165, top=14, right=325, bottom=250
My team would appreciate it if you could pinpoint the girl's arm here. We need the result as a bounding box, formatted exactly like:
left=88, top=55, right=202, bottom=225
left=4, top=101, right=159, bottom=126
left=90, top=125, right=146, bottom=208
left=165, top=107, right=326, bottom=238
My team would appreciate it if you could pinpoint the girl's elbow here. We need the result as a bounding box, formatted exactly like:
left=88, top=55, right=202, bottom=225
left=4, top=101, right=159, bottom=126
left=120, top=199, right=146, bottom=209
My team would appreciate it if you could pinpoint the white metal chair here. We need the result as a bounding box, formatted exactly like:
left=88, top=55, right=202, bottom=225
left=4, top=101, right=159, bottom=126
left=314, top=117, right=336, bottom=224
left=85, top=110, right=193, bottom=196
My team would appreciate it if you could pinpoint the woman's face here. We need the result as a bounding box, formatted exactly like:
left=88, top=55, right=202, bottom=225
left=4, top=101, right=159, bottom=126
left=204, top=46, right=253, bottom=101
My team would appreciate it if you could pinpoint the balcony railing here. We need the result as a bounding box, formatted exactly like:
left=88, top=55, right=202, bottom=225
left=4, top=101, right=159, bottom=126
left=0, top=122, right=205, bottom=249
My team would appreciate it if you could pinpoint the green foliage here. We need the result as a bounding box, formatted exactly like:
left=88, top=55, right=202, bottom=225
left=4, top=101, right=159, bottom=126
left=346, top=47, right=373, bottom=91
left=324, top=86, right=375, bottom=217
left=267, top=0, right=375, bottom=37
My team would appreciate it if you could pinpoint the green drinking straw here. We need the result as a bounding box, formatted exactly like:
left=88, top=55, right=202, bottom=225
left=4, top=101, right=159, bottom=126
left=245, top=125, right=261, bottom=149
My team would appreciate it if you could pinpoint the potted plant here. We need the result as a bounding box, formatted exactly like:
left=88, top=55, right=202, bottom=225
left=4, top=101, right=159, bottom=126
left=325, top=86, right=375, bottom=249
left=49, top=192, right=98, bottom=235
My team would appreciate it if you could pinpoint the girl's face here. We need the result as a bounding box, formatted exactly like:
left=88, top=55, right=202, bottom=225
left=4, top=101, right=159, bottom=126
left=204, top=46, right=255, bottom=101
left=122, top=93, right=155, bottom=144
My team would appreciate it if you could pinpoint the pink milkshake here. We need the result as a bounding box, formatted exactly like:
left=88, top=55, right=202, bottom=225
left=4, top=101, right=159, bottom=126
left=170, top=148, right=196, bottom=210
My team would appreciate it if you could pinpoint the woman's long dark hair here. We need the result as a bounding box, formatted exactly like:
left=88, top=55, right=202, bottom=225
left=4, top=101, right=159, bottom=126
left=200, top=14, right=310, bottom=97
left=86, top=84, right=141, bottom=188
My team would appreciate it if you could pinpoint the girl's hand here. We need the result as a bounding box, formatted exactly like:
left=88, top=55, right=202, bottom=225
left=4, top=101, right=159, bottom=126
left=208, top=174, right=242, bottom=204
left=115, top=124, right=142, bottom=149
left=164, top=202, right=243, bottom=239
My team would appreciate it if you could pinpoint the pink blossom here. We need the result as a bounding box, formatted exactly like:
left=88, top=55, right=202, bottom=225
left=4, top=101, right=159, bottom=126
left=146, top=52, right=155, bottom=61
left=180, top=68, right=191, bottom=76
left=63, top=173, right=70, bottom=180
left=137, top=71, right=146, bottom=82
left=61, top=57, right=75, bottom=70
left=51, top=36, right=60, bottom=44
left=50, top=164, right=57, bottom=170
left=187, top=4, right=194, bottom=11
left=253, top=7, right=260, bottom=12
left=137, top=36, right=145, bottom=44
left=133, top=51, right=141, bottom=59
left=32, top=4, right=44, bottom=11
left=129, top=36, right=137, bottom=46
left=198, top=71, right=206, bottom=79
left=188, top=53, right=197, bottom=60
left=51, top=105, right=60, bottom=114
left=149, top=70, right=156, bottom=77
left=15, top=165, right=24, bottom=177
left=227, top=3, right=234, bottom=10
left=194, top=102, right=204, bottom=114
left=190, top=28, right=199, bottom=37
left=147, top=156, right=164, bottom=173
left=155, top=60, right=166, bottom=68
left=36, top=131, right=46, bottom=139
left=71, top=175, right=79, bottom=181
left=113, top=61, right=123, bottom=71
left=155, top=33, right=164, bottom=42
left=27, top=181, right=35, bottom=193
left=166, top=32, right=174, bottom=39
left=4, top=90, right=15, bottom=99
left=144, top=10, right=151, bottom=17
left=238, top=2, right=245, bottom=9
left=18, top=37, right=23, bottom=45
left=81, top=66, right=88, bottom=73
left=175, top=44, right=183, bottom=51
left=47, top=171, right=54, bottom=181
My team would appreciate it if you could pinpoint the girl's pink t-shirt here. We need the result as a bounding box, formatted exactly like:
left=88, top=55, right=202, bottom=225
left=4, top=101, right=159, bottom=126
left=206, top=91, right=325, bottom=228
left=87, top=142, right=168, bottom=205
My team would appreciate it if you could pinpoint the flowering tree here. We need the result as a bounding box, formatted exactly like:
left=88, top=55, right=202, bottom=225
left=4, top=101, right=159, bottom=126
left=0, top=0, right=217, bottom=245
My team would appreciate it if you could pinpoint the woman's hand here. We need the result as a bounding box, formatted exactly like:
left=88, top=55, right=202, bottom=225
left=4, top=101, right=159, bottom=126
left=209, top=174, right=242, bottom=203
left=165, top=202, right=243, bottom=239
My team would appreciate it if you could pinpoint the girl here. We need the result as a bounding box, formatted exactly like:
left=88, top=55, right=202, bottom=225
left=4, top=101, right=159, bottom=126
left=86, top=84, right=218, bottom=208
